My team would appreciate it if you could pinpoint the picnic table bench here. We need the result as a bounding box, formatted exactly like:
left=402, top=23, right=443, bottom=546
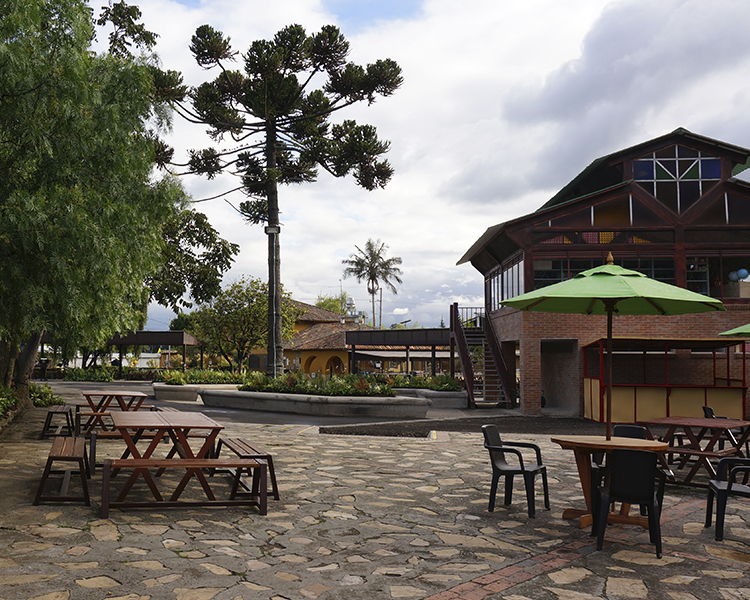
left=101, top=458, right=267, bottom=517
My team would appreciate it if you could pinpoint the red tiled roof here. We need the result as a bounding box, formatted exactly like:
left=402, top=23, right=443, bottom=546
left=285, top=321, right=377, bottom=351
left=290, top=300, right=343, bottom=324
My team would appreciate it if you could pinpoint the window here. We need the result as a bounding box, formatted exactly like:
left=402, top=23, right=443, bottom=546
left=487, top=252, right=524, bottom=309
left=534, top=257, right=675, bottom=289
left=634, top=145, right=721, bottom=214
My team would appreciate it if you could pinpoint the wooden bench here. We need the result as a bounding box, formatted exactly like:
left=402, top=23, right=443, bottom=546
left=40, top=405, right=74, bottom=439
left=213, top=437, right=279, bottom=500
left=101, top=458, right=267, bottom=518
left=34, top=437, right=90, bottom=506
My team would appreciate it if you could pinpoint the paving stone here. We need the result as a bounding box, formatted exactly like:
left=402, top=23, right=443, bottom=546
left=5, top=402, right=750, bottom=600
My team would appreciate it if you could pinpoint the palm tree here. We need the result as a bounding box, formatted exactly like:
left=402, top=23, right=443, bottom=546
left=342, top=239, right=403, bottom=328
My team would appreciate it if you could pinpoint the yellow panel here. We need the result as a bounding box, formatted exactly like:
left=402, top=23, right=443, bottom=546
left=634, top=387, right=668, bottom=420
left=584, top=378, right=601, bottom=421
left=583, top=378, right=593, bottom=419
left=706, top=388, right=746, bottom=419
left=669, top=388, right=706, bottom=417
left=611, top=387, right=635, bottom=423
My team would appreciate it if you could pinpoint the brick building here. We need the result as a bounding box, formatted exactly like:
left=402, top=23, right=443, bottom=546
left=458, top=129, right=750, bottom=417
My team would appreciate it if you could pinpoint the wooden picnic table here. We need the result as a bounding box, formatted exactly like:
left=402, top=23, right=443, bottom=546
left=638, top=416, right=750, bottom=485
left=551, top=435, right=668, bottom=529
left=101, top=411, right=267, bottom=517
left=78, top=390, right=149, bottom=436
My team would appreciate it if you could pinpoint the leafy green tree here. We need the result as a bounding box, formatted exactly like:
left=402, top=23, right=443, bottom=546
left=342, top=239, right=403, bottom=328
left=183, top=277, right=303, bottom=372
left=169, top=23, right=402, bottom=376
left=147, top=177, right=240, bottom=312
left=0, top=0, right=180, bottom=406
left=315, top=292, right=350, bottom=315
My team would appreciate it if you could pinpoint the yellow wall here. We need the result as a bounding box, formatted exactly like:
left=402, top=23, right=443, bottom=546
left=286, top=349, right=350, bottom=375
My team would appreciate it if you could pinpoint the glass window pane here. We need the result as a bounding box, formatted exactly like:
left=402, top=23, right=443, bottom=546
left=701, top=158, right=721, bottom=179
left=659, top=159, right=678, bottom=177
left=636, top=181, right=654, bottom=196
left=656, top=146, right=676, bottom=158
left=656, top=181, right=678, bottom=212
left=656, top=163, right=674, bottom=180
left=634, top=160, right=654, bottom=180
left=677, top=145, right=699, bottom=158
left=680, top=161, right=699, bottom=178
left=679, top=181, right=701, bottom=212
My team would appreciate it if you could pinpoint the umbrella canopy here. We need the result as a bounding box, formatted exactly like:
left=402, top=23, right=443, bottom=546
left=719, top=323, right=750, bottom=337
left=501, top=254, right=725, bottom=438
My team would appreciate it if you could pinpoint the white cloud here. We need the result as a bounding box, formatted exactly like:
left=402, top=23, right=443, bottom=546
left=121, top=0, right=750, bottom=330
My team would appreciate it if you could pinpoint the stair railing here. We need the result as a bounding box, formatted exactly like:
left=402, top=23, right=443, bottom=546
left=450, top=302, right=476, bottom=408
left=483, top=316, right=514, bottom=407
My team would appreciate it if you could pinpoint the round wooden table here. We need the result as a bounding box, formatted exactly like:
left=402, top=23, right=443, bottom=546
left=551, top=435, right=668, bottom=529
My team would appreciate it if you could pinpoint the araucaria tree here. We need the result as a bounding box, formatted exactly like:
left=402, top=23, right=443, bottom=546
left=0, top=0, right=187, bottom=406
left=342, top=239, right=403, bottom=328
left=171, top=23, right=403, bottom=376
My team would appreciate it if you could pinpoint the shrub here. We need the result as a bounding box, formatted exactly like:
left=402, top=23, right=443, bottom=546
left=387, top=374, right=462, bottom=391
left=30, top=383, right=65, bottom=407
left=0, top=386, right=17, bottom=418
left=154, top=369, right=246, bottom=385
left=63, top=367, right=116, bottom=382
left=239, top=372, right=394, bottom=396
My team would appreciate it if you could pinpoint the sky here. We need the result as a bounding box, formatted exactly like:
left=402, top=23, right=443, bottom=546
left=105, top=0, right=750, bottom=330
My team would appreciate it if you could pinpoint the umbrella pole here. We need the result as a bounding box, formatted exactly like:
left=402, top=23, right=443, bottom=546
left=605, top=306, right=614, bottom=441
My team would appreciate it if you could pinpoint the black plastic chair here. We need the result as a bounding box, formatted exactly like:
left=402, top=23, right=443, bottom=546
left=592, top=448, right=666, bottom=558
left=705, top=457, right=750, bottom=541
left=481, top=424, right=550, bottom=518
left=591, top=424, right=648, bottom=507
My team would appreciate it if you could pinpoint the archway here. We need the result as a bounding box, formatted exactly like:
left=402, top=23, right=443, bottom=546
left=326, top=356, right=345, bottom=375
left=304, top=355, right=317, bottom=373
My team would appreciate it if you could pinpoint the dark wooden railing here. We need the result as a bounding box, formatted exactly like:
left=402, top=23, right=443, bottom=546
left=483, top=316, right=514, bottom=406
left=450, top=303, right=476, bottom=408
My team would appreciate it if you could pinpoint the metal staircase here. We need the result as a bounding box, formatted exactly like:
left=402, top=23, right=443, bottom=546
left=449, top=303, right=514, bottom=408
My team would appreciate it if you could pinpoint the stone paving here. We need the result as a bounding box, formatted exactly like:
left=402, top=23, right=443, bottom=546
left=1, top=398, right=750, bottom=599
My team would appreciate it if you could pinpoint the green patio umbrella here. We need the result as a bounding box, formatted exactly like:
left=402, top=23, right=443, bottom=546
left=719, top=323, right=750, bottom=337
left=501, top=253, right=725, bottom=439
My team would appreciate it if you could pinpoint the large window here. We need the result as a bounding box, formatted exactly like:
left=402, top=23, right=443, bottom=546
left=634, top=145, right=721, bottom=214
left=534, top=257, right=674, bottom=289
left=487, top=252, right=524, bottom=310
left=690, top=256, right=750, bottom=298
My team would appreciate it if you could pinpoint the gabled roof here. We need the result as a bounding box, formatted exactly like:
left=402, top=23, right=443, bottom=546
left=290, top=300, right=344, bottom=324
left=285, top=321, right=377, bottom=351
left=539, top=128, right=750, bottom=212
left=458, top=128, right=750, bottom=272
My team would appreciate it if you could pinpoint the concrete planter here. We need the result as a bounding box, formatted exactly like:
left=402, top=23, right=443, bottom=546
left=393, top=388, right=469, bottom=409
left=152, top=382, right=200, bottom=403
left=201, top=389, right=429, bottom=419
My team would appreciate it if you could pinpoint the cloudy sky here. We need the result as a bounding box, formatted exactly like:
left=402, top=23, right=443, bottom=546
left=112, top=0, right=750, bottom=330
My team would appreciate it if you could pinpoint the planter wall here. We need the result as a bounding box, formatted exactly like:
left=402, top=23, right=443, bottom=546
left=393, top=388, right=469, bottom=409
left=201, top=389, right=429, bottom=419
left=152, top=383, right=201, bottom=403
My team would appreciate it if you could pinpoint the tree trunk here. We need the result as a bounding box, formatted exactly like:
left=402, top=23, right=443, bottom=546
left=0, top=338, right=17, bottom=388
left=265, top=118, right=283, bottom=377
left=15, top=331, right=42, bottom=411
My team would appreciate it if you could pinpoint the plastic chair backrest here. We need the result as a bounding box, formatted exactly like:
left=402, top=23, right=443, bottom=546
left=612, top=424, right=647, bottom=439
left=482, top=424, right=509, bottom=466
left=703, top=406, right=716, bottom=418
left=608, top=449, right=657, bottom=503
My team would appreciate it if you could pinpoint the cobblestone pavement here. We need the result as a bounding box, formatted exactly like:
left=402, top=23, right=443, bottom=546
left=1, top=391, right=750, bottom=599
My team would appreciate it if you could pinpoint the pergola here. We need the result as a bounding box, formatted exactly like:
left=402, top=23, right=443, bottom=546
left=345, top=329, right=450, bottom=375
left=107, top=330, right=204, bottom=374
